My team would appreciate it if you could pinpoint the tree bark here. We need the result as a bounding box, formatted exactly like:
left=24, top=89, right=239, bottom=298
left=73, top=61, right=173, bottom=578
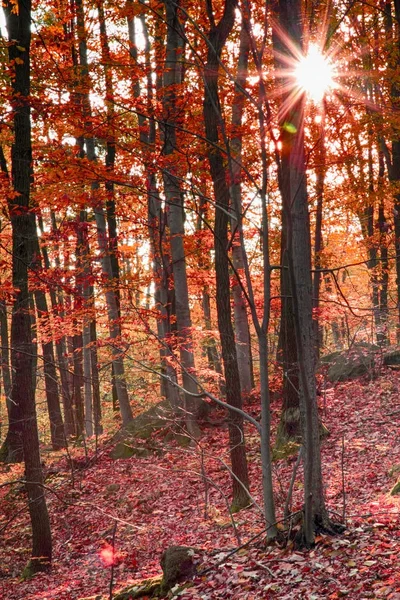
left=203, top=0, right=250, bottom=510
left=3, top=0, right=52, bottom=571
left=32, top=229, right=66, bottom=449
left=277, top=0, right=332, bottom=546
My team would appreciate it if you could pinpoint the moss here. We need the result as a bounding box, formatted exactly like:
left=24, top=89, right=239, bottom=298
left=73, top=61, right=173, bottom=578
left=390, top=480, right=400, bottom=496
left=388, top=464, right=400, bottom=478
left=110, top=443, right=150, bottom=460
left=21, top=558, right=50, bottom=580
left=272, top=440, right=301, bottom=461
left=112, top=576, right=163, bottom=599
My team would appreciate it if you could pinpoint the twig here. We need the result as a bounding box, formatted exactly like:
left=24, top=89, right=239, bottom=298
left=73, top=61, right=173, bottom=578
left=284, top=446, right=303, bottom=522
left=109, top=521, right=118, bottom=600
left=198, top=511, right=303, bottom=575
left=341, top=433, right=346, bottom=525
left=254, top=560, right=274, bottom=577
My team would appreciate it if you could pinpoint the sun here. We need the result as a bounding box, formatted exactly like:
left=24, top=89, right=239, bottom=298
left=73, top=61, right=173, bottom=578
left=294, top=44, right=335, bottom=103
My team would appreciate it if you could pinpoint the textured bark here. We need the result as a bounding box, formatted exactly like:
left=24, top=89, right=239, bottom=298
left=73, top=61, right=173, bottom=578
left=3, top=0, right=52, bottom=570
left=273, top=9, right=300, bottom=446
left=312, top=113, right=326, bottom=358
left=203, top=0, right=250, bottom=509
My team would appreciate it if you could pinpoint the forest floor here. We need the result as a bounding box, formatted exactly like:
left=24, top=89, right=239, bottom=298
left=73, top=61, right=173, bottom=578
left=1, top=368, right=400, bottom=600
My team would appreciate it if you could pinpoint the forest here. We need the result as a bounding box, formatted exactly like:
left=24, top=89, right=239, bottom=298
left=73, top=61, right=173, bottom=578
left=1, top=0, right=400, bottom=598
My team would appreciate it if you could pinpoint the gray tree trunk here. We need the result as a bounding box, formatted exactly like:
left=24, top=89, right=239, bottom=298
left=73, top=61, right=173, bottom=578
left=161, top=0, right=202, bottom=437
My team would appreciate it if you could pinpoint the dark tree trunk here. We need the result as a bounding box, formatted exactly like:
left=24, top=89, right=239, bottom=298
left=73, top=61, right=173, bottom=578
left=273, top=19, right=300, bottom=446
left=203, top=0, right=250, bottom=510
left=2, top=0, right=52, bottom=571
left=277, top=0, right=334, bottom=546
left=231, top=20, right=253, bottom=395
left=90, top=318, right=103, bottom=435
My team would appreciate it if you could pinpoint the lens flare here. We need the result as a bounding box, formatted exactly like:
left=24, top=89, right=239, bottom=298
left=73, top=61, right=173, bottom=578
left=294, top=44, right=335, bottom=102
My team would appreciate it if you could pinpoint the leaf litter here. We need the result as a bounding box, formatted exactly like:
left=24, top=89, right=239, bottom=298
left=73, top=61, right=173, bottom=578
left=0, top=369, right=399, bottom=599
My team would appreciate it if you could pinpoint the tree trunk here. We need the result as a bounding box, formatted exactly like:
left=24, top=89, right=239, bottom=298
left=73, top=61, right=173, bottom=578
left=32, top=229, right=66, bottom=449
left=74, top=0, right=134, bottom=426
left=231, top=19, right=253, bottom=395
left=3, top=0, right=52, bottom=571
left=312, top=110, right=326, bottom=359
left=273, top=22, right=301, bottom=446
left=127, top=6, right=182, bottom=409
left=203, top=0, right=250, bottom=510
left=161, top=0, right=202, bottom=437
left=277, top=0, right=333, bottom=546
left=40, top=212, right=75, bottom=436
left=97, top=0, right=121, bottom=411
left=90, top=318, right=103, bottom=435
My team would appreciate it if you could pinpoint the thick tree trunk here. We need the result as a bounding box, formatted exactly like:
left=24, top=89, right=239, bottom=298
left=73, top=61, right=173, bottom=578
left=277, top=0, right=332, bottom=546
left=203, top=0, right=250, bottom=510
left=272, top=5, right=301, bottom=446
left=312, top=111, right=326, bottom=359
left=3, top=0, right=52, bottom=571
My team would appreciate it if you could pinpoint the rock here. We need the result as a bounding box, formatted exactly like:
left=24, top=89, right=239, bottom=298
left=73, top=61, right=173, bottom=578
left=110, top=443, right=136, bottom=459
left=110, top=442, right=151, bottom=460
left=321, top=343, right=379, bottom=382
left=383, top=349, right=400, bottom=367
left=160, top=546, right=199, bottom=592
left=125, top=400, right=177, bottom=440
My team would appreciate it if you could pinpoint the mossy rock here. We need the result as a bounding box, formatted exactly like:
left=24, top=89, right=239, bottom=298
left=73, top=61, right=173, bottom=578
left=111, top=442, right=148, bottom=460
left=21, top=558, right=51, bottom=580
left=125, top=400, right=177, bottom=440
left=113, top=576, right=163, bottom=599
left=383, top=350, right=400, bottom=366
left=272, top=440, right=301, bottom=461
left=321, top=343, right=379, bottom=382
